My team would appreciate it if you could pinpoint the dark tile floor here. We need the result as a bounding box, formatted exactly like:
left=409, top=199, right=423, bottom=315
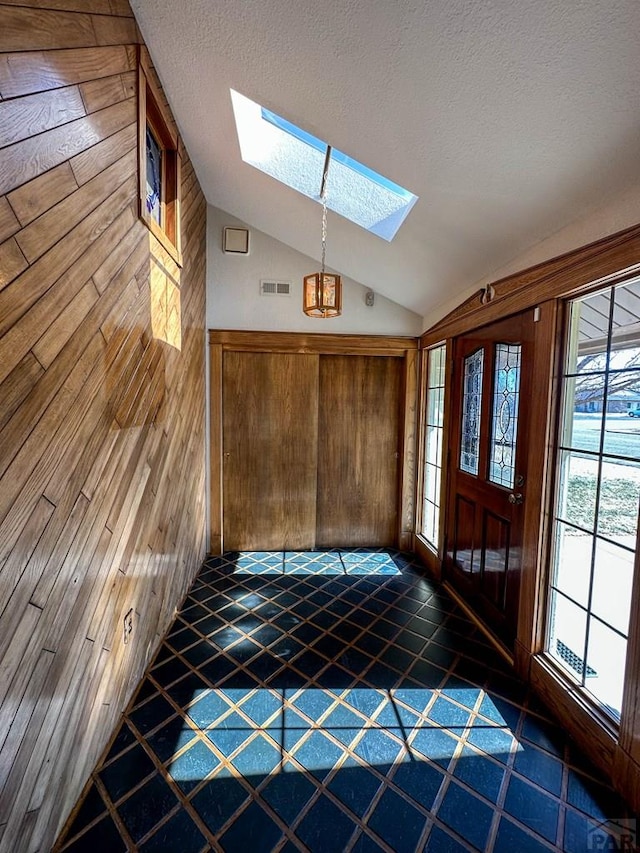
left=55, top=550, right=637, bottom=852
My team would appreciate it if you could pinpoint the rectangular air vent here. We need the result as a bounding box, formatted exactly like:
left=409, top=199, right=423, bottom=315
left=556, top=639, right=597, bottom=678
left=260, top=280, right=291, bottom=297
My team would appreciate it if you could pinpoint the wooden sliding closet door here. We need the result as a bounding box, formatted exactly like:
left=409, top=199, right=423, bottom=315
left=316, top=355, right=402, bottom=547
left=223, top=351, right=319, bottom=550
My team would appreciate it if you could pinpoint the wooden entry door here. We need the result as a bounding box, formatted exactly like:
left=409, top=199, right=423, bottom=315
left=444, top=310, right=535, bottom=646
left=316, top=355, right=402, bottom=548
left=222, top=351, right=319, bottom=551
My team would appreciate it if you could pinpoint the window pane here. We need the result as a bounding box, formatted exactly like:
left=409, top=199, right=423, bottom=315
left=548, top=590, right=588, bottom=681
left=427, top=386, right=444, bottom=428
left=423, top=500, right=436, bottom=545
left=585, top=617, right=627, bottom=718
left=460, top=348, right=483, bottom=476
left=425, top=461, right=440, bottom=505
left=570, top=289, right=612, bottom=371
left=489, top=343, right=521, bottom=488
left=612, top=279, right=640, bottom=347
left=561, top=376, right=605, bottom=452
left=551, top=521, right=592, bottom=608
left=556, top=451, right=599, bottom=532
left=145, top=125, right=163, bottom=226
left=597, top=461, right=640, bottom=544
left=426, top=418, right=442, bottom=467
left=602, top=370, right=640, bottom=461
left=591, top=540, right=634, bottom=635
left=432, top=345, right=446, bottom=386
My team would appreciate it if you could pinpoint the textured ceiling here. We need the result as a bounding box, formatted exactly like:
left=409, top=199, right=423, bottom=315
left=131, top=0, right=640, bottom=319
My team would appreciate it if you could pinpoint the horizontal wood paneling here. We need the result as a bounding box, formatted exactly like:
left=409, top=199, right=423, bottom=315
left=0, top=96, right=134, bottom=196
left=1, top=0, right=111, bottom=13
left=7, top=161, right=79, bottom=227
left=0, top=85, right=87, bottom=149
left=16, top=148, right=136, bottom=263
left=92, top=11, right=138, bottom=46
left=0, top=45, right=133, bottom=98
left=70, top=120, right=136, bottom=185
left=0, top=5, right=207, bottom=851
left=0, top=236, right=27, bottom=289
left=0, top=6, right=97, bottom=51
left=0, top=182, right=137, bottom=371
left=0, top=196, right=19, bottom=240
left=79, top=71, right=127, bottom=112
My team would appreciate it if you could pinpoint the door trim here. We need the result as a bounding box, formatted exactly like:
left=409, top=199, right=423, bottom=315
left=209, top=329, right=418, bottom=357
left=208, top=330, right=419, bottom=554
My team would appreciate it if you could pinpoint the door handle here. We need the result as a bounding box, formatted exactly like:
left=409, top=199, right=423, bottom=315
left=508, top=493, right=523, bottom=505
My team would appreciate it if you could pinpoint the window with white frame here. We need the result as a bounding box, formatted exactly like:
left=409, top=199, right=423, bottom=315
left=547, top=279, right=640, bottom=719
left=422, top=344, right=446, bottom=548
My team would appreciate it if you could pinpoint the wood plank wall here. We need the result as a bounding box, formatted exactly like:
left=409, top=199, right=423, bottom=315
left=0, top=3, right=208, bottom=850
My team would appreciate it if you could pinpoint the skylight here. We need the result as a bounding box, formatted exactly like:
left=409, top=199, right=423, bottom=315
left=230, top=90, right=418, bottom=241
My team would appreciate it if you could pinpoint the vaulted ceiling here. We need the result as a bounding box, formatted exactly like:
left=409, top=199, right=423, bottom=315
left=131, top=0, right=640, bottom=319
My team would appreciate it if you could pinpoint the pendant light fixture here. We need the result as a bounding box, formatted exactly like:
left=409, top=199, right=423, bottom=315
left=303, top=146, right=342, bottom=318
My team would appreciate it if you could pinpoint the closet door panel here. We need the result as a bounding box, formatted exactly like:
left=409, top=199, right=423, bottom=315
left=316, top=355, right=401, bottom=547
left=222, top=351, right=318, bottom=550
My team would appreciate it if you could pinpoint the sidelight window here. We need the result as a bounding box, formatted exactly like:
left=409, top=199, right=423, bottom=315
left=547, top=279, right=640, bottom=719
left=422, top=344, right=446, bottom=548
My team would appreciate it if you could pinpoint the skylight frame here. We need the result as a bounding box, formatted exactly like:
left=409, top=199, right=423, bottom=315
left=231, top=90, right=418, bottom=242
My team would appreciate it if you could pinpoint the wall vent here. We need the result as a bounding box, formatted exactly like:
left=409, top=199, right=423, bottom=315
left=260, top=280, right=291, bottom=297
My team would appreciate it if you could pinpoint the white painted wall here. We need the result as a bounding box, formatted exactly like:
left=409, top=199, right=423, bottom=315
left=207, top=206, right=422, bottom=336
left=424, top=184, right=640, bottom=331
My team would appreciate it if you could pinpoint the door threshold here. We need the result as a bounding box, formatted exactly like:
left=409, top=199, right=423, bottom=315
left=442, top=581, right=514, bottom=667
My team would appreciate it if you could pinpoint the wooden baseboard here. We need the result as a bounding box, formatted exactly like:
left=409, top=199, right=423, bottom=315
left=530, top=654, right=617, bottom=778
left=414, top=536, right=442, bottom=581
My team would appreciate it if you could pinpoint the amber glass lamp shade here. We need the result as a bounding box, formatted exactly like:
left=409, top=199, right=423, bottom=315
left=303, top=272, right=342, bottom=318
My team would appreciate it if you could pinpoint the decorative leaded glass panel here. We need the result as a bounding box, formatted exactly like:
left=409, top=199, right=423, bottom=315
left=460, top=348, right=483, bottom=475
left=489, top=343, right=522, bottom=488
left=146, top=124, right=163, bottom=226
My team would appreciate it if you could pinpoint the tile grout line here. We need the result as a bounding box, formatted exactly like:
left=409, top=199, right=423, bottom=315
left=56, top=550, right=633, bottom=853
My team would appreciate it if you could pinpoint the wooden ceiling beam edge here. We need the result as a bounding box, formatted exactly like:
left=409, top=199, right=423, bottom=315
left=422, top=221, right=640, bottom=346
left=208, top=329, right=418, bottom=356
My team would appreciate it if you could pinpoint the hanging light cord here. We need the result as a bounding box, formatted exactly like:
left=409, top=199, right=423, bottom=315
left=320, top=146, right=332, bottom=275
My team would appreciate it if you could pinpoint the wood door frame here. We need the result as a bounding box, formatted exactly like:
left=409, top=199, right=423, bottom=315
left=419, top=305, right=564, bottom=665
left=208, top=330, right=419, bottom=555
left=418, top=220, right=640, bottom=811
